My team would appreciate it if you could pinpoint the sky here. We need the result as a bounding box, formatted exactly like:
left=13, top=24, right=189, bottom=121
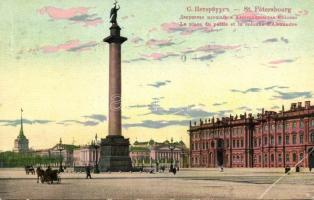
left=0, top=0, right=314, bottom=151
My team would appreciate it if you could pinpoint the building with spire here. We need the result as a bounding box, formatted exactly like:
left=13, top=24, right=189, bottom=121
left=13, top=108, right=29, bottom=153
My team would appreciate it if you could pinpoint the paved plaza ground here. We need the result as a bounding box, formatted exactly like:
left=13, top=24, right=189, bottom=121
left=0, top=168, right=313, bottom=200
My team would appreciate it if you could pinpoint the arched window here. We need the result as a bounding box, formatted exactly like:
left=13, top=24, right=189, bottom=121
left=293, top=153, right=297, bottom=162
left=286, top=154, right=290, bottom=162
left=292, top=121, right=297, bottom=129
left=300, top=120, right=304, bottom=129
left=292, top=134, right=297, bottom=144
left=299, top=132, right=304, bottom=144
left=278, top=136, right=282, bottom=145
left=278, top=154, right=282, bottom=162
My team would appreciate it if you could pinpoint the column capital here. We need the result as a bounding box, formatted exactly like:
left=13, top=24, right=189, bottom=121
left=103, top=24, right=127, bottom=44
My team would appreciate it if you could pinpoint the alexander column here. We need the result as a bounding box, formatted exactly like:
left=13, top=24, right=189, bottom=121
left=98, top=1, right=132, bottom=172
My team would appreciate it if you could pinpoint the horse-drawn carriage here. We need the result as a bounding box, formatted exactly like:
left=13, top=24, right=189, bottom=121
left=36, top=167, right=61, bottom=184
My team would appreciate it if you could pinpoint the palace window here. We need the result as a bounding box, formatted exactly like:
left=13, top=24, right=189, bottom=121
left=278, top=154, right=282, bottom=162
left=236, top=140, right=240, bottom=148
left=217, top=140, right=224, bottom=148
left=264, top=154, right=268, bottom=163
left=311, top=132, right=314, bottom=143
left=286, top=154, right=290, bottom=162
left=278, top=136, right=282, bottom=145
left=259, top=155, right=261, bottom=163
left=292, top=134, right=297, bottom=144
left=293, top=153, right=297, bottom=162
left=233, top=140, right=235, bottom=148
left=285, top=135, right=290, bottom=145
left=311, top=119, right=314, bottom=127
left=271, top=154, right=274, bottom=162
left=285, top=122, right=289, bottom=130
left=300, top=120, right=304, bottom=129
left=300, top=153, right=304, bottom=160
left=258, top=138, right=261, bottom=146
left=264, top=137, right=268, bottom=145
left=292, top=121, right=297, bottom=129
left=300, top=134, right=303, bottom=144
left=271, top=124, right=275, bottom=131
left=254, top=138, right=257, bottom=147
left=241, top=140, right=244, bottom=147
left=270, top=136, right=274, bottom=145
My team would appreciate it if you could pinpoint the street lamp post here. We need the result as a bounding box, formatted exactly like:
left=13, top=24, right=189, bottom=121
left=57, top=138, right=64, bottom=172
left=169, top=137, right=175, bottom=172
left=93, top=134, right=100, bottom=174
left=156, top=159, right=159, bottom=172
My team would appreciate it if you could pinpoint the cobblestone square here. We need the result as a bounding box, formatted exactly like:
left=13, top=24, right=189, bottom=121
left=0, top=168, right=314, bottom=199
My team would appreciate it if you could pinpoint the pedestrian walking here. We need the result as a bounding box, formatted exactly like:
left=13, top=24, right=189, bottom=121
left=172, top=167, right=177, bottom=175
left=86, top=165, right=92, bottom=179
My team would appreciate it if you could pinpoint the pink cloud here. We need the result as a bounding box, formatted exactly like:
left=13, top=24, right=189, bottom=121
left=38, top=6, right=89, bottom=20
left=196, top=44, right=241, bottom=52
left=181, top=44, right=241, bottom=54
left=161, top=22, right=217, bottom=35
left=41, top=40, right=98, bottom=53
left=268, top=59, right=295, bottom=65
left=84, top=19, right=103, bottom=27
left=142, top=52, right=179, bottom=60
left=146, top=39, right=175, bottom=48
left=38, top=6, right=102, bottom=27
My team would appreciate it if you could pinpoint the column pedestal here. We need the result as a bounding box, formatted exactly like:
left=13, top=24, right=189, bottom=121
left=99, top=135, right=132, bottom=172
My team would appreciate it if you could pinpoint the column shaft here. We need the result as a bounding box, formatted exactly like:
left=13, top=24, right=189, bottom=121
left=108, top=43, right=122, bottom=136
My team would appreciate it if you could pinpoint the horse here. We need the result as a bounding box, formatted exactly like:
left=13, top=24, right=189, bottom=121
left=36, top=166, right=45, bottom=183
